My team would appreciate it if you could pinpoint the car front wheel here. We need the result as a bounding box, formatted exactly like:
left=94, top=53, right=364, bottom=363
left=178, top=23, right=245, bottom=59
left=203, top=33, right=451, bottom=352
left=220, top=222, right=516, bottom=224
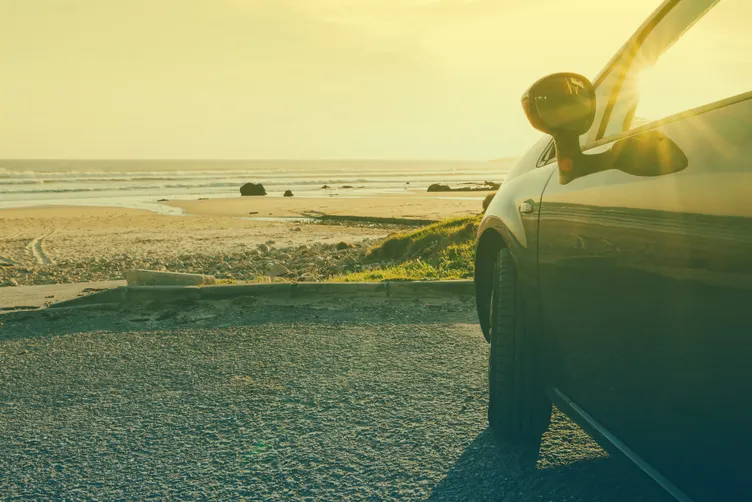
left=488, top=248, right=552, bottom=450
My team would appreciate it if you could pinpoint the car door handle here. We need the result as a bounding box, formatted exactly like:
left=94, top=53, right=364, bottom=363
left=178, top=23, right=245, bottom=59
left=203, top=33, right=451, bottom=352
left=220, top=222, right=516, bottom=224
left=519, top=201, right=534, bottom=215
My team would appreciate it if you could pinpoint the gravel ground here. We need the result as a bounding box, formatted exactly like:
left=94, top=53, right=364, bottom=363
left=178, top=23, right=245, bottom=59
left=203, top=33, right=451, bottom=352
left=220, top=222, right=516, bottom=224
left=0, top=298, right=672, bottom=501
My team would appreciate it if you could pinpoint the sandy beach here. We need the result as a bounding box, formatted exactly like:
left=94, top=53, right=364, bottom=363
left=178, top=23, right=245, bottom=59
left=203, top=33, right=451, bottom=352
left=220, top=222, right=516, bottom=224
left=0, top=193, right=491, bottom=287
left=167, top=191, right=493, bottom=220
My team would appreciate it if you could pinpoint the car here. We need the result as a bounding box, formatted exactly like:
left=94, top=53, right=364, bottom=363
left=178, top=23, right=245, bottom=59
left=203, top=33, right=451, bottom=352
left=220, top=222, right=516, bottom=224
left=473, top=1, right=751, bottom=501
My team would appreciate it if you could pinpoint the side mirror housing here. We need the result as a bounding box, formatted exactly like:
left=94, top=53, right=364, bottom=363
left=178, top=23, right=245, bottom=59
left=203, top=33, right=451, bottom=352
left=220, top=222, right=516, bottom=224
left=521, top=73, right=689, bottom=183
left=521, top=73, right=597, bottom=184
left=521, top=72, right=595, bottom=136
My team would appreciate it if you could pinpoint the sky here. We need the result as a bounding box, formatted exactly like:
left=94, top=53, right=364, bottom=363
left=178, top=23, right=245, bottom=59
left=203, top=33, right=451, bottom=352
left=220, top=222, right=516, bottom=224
left=0, top=0, right=665, bottom=159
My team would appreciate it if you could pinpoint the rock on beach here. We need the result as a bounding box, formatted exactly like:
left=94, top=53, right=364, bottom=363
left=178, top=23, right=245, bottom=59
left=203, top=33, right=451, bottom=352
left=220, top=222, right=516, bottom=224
left=240, top=183, right=267, bottom=196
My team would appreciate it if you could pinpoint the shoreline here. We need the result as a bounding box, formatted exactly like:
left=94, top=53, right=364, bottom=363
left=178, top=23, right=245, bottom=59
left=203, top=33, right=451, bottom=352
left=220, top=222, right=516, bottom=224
left=0, top=158, right=512, bottom=217
left=0, top=190, right=494, bottom=219
left=166, top=191, right=493, bottom=221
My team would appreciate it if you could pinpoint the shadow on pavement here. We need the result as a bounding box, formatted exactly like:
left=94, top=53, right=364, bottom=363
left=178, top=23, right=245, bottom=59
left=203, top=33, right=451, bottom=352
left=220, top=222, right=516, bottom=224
left=0, top=297, right=480, bottom=341
left=428, top=428, right=671, bottom=502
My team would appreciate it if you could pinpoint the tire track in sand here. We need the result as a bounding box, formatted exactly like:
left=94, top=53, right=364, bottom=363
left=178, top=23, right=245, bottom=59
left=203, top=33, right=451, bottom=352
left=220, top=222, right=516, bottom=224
left=25, top=232, right=55, bottom=266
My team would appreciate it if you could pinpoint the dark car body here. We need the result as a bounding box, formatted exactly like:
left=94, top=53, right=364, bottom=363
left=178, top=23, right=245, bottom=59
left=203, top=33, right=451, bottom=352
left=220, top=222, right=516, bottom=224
left=474, top=1, right=751, bottom=500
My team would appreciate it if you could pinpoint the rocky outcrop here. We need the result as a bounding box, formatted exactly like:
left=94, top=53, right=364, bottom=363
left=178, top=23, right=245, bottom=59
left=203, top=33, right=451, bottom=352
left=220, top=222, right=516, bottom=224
left=427, top=181, right=500, bottom=193
left=240, top=183, right=267, bottom=196
left=283, top=190, right=294, bottom=197
left=427, top=184, right=451, bottom=192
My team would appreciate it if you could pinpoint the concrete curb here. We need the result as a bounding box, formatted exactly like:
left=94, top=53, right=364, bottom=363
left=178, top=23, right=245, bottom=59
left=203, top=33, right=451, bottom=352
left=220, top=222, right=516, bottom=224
left=47, top=280, right=474, bottom=309
left=125, top=270, right=216, bottom=286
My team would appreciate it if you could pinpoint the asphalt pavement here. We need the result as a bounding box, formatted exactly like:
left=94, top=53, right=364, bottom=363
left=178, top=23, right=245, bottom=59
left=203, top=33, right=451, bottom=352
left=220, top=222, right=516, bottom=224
left=0, top=297, right=672, bottom=500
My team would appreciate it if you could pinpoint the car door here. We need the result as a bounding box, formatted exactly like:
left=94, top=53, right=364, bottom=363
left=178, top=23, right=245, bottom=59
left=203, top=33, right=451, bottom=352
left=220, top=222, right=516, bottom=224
left=536, top=1, right=752, bottom=500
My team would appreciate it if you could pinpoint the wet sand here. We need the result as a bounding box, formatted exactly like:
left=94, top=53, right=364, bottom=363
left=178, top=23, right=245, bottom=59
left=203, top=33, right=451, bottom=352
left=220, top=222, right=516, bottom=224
left=168, top=191, right=493, bottom=220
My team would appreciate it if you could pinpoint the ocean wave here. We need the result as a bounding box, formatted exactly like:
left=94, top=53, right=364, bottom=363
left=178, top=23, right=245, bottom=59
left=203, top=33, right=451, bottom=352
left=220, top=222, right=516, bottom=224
left=0, top=182, right=243, bottom=194
left=0, top=179, right=45, bottom=185
left=0, top=171, right=275, bottom=180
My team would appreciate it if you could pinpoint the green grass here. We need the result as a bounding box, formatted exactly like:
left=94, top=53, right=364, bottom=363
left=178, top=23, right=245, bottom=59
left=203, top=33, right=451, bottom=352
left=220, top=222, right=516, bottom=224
left=335, top=216, right=480, bottom=282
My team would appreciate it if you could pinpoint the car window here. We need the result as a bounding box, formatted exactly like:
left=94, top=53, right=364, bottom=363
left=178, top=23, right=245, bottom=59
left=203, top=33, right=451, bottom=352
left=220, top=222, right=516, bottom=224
left=603, top=0, right=751, bottom=137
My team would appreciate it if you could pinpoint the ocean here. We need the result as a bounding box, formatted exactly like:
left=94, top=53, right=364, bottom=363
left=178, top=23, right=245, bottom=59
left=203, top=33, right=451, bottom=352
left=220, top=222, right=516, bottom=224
left=0, top=159, right=513, bottom=215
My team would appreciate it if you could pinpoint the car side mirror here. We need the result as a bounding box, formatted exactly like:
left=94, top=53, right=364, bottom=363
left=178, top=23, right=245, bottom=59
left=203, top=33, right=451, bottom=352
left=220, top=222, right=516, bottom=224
left=521, top=73, right=596, bottom=184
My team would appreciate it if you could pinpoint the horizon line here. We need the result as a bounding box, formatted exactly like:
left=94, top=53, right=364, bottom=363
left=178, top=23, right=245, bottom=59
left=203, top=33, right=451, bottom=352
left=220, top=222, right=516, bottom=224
left=0, top=157, right=518, bottom=163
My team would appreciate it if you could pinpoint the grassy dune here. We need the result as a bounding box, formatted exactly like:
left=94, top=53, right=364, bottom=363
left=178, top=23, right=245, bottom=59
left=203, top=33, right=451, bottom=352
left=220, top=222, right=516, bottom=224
left=336, top=216, right=480, bottom=282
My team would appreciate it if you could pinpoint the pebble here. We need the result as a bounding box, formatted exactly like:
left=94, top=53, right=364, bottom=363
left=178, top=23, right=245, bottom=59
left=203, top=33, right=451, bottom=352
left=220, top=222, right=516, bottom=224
left=0, top=238, right=384, bottom=287
left=268, top=263, right=290, bottom=278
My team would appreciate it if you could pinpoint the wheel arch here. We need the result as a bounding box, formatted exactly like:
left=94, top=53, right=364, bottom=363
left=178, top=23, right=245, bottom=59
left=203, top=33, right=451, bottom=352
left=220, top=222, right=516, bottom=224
left=475, top=227, right=506, bottom=342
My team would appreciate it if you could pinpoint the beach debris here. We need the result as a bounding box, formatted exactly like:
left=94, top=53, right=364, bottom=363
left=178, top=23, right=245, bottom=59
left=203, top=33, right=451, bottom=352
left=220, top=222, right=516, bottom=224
left=321, top=185, right=330, bottom=189
left=268, top=263, right=290, bottom=278
left=336, top=241, right=355, bottom=251
left=198, top=197, right=209, bottom=200
left=283, top=190, right=294, bottom=197
left=340, top=185, right=354, bottom=189
left=257, top=244, right=270, bottom=253
left=240, top=183, right=267, bottom=196
left=248, top=211, right=259, bottom=215
left=157, top=198, right=169, bottom=202
left=292, top=227, right=302, bottom=232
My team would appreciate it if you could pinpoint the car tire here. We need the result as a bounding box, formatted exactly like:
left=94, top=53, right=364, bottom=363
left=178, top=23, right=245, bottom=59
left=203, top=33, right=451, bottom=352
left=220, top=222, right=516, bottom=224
left=488, top=248, right=552, bottom=450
